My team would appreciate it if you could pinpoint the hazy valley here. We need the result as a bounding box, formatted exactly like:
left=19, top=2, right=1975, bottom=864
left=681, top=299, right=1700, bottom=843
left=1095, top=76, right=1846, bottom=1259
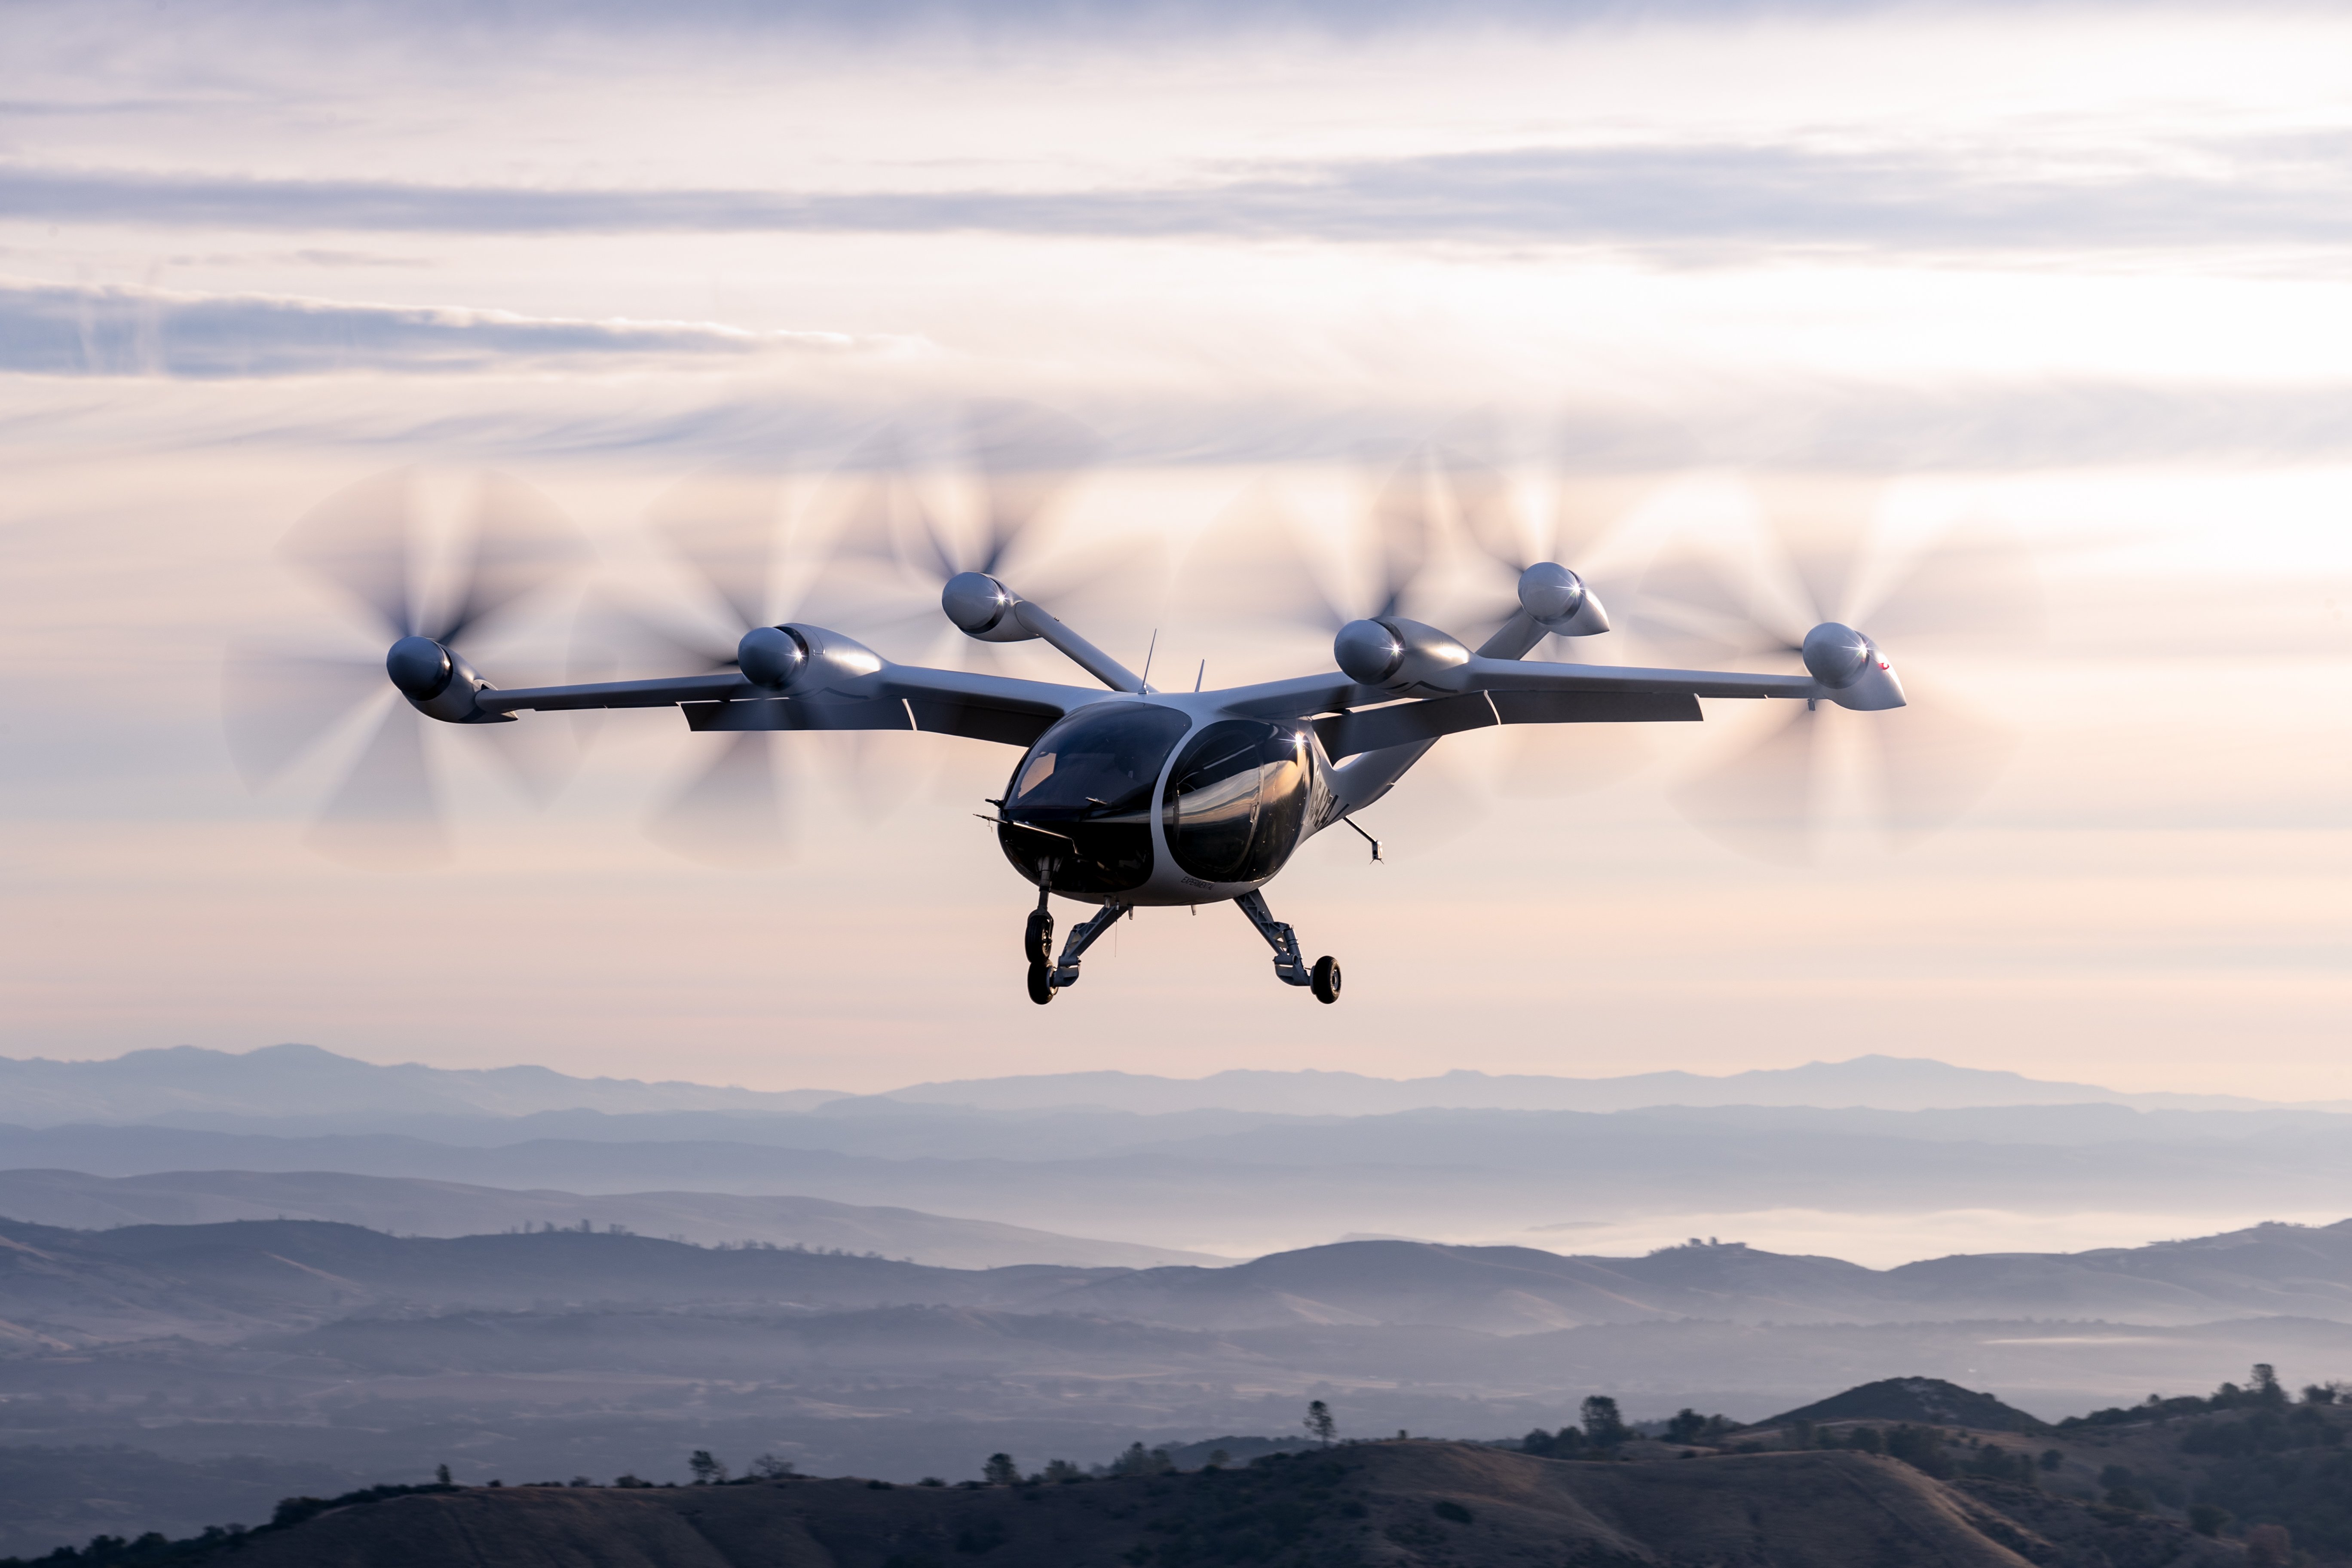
left=7, top=1046, right=2352, bottom=1559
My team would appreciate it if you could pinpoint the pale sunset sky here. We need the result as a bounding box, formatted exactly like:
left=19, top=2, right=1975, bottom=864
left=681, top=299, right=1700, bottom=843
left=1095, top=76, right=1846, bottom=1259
left=0, top=0, right=2345, bottom=1096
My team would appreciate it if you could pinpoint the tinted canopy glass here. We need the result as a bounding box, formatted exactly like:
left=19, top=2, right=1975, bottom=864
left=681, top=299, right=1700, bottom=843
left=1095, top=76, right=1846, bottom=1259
left=998, top=702, right=1192, bottom=897
left=1161, top=719, right=1311, bottom=884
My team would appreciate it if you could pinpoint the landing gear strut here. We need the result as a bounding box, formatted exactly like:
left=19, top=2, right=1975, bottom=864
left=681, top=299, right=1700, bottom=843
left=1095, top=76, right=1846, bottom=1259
left=1025, top=900, right=1127, bottom=1005
left=1236, top=889, right=1341, bottom=1004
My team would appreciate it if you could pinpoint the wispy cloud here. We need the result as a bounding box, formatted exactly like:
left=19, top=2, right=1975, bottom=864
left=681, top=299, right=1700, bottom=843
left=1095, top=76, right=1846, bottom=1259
left=0, top=281, right=888, bottom=377
left=0, top=0, right=1980, bottom=54
left=10, top=138, right=2352, bottom=251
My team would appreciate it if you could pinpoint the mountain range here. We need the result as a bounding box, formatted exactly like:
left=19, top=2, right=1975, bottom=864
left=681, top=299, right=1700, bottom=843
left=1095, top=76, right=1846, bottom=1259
left=7, top=1210, right=2347, bottom=1555
left=0, top=1045, right=2320, bottom=1128
left=0, top=1044, right=840, bottom=1125
left=1, top=1043, right=2340, bottom=1562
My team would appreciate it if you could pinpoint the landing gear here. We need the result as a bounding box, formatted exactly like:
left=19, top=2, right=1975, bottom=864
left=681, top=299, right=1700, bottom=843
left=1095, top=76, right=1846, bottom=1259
left=1236, top=889, right=1341, bottom=1003
left=1024, top=900, right=1127, bottom=1005
left=1024, top=884, right=1054, bottom=964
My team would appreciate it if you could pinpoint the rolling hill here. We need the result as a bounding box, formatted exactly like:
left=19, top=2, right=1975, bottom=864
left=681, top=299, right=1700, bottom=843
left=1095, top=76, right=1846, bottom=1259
left=0, top=1169, right=1220, bottom=1269
left=13, top=1218, right=2352, bottom=1348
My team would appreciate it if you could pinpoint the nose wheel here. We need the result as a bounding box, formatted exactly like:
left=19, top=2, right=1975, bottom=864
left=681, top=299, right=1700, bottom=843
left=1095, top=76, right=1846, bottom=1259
left=1311, top=955, right=1342, bottom=1004
left=1023, top=891, right=1057, bottom=1002
left=1023, top=900, right=1126, bottom=1005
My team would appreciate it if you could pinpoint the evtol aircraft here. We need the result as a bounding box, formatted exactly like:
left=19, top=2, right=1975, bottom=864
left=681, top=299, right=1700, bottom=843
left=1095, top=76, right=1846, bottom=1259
left=232, top=412, right=2005, bottom=1007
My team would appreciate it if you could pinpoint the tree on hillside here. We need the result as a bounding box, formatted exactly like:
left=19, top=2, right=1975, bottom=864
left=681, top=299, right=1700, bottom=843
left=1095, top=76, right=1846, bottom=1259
left=689, top=1450, right=727, bottom=1485
left=1305, top=1400, right=1337, bottom=1447
left=1522, top=1427, right=1587, bottom=1459
left=1580, top=1396, right=1629, bottom=1449
left=1882, top=1425, right=1954, bottom=1479
left=1968, top=1446, right=2038, bottom=1487
left=983, top=1453, right=1021, bottom=1486
left=1110, top=1442, right=1174, bottom=1476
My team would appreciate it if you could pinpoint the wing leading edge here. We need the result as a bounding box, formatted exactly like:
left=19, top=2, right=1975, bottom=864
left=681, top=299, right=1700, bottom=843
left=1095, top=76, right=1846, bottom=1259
left=477, top=660, right=1104, bottom=750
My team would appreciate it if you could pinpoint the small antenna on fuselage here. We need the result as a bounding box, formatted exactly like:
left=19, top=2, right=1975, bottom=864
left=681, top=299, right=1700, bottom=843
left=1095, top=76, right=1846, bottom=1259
left=1139, top=630, right=1157, bottom=693
left=1193, top=659, right=1205, bottom=692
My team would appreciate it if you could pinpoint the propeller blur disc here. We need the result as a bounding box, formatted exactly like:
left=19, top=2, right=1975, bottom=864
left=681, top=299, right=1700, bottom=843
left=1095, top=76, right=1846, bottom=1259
left=223, top=469, right=585, bottom=867
left=1635, top=476, right=2040, bottom=861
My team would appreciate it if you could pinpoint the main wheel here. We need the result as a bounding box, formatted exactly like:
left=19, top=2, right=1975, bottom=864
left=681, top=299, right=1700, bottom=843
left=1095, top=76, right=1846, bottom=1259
left=1026, top=960, right=1057, bottom=1006
left=1311, top=956, right=1342, bottom=1004
left=1024, top=910, right=1054, bottom=965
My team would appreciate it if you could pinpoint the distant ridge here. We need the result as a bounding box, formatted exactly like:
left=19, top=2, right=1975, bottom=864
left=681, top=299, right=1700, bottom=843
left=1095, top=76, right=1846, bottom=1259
left=0, top=1043, right=845, bottom=1126
left=0, top=1168, right=1225, bottom=1269
left=0, top=1046, right=2328, bottom=1130
left=873, top=1057, right=2318, bottom=1115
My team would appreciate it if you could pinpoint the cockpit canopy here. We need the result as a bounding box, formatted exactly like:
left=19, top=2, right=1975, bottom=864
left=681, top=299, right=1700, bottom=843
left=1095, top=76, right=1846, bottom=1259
left=997, top=704, right=1317, bottom=900
left=999, top=702, right=1191, bottom=897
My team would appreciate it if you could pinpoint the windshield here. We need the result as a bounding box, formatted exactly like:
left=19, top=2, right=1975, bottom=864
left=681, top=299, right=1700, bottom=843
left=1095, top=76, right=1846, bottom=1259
left=1008, top=703, right=1191, bottom=822
left=999, top=702, right=1193, bottom=898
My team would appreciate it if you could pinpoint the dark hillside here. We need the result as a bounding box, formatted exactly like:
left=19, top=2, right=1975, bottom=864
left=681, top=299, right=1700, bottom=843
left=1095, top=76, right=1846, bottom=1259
left=44, top=1442, right=2236, bottom=1568
left=0, top=1446, right=360, bottom=1560
left=1766, top=1377, right=2048, bottom=1433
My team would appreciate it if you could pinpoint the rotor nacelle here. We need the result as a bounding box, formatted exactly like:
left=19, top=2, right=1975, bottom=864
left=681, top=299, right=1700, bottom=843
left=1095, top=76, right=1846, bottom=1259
left=942, top=571, right=1044, bottom=643
left=1802, top=622, right=1906, bottom=711
left=386, top=636, right=509, bottom=723
left=1517, top=562, right=1610, bottom=636
left=738, top=622, right=885, bottom=694
left=1334, top=616, right=1472, bottom=694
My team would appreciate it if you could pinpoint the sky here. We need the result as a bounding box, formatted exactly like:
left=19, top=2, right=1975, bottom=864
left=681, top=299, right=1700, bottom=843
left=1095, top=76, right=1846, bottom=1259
left=0, top=0, right=2346, bottom=1099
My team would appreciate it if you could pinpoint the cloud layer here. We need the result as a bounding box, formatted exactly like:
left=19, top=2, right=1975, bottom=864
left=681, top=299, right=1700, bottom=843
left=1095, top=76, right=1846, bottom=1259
left=9, top=138, right=2350, bottom=251
left=0, top=281, right=866, bottom=376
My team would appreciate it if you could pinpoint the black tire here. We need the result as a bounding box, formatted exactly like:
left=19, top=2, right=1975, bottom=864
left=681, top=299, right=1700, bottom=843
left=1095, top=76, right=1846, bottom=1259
left=1024, top=910, right=1054, bottom=965
left=1311, top=956, right=1342, bottom=1004
left=1026, top=961, right=1057, bottom=1006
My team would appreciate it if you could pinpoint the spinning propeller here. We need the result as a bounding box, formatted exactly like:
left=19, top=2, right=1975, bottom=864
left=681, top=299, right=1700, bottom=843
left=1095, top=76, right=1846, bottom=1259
left=1441, top=458, right=1663, bottom=650
left=222, top=470, right=585, bottom=864
left=1176, top=444, right=1457, bottom=652
left=576, top=469, right=807, bottom=865
left=1429, top=456, right=1671, bottom=795
left=810, top=401, right=1139, bottom=664
left=1632, top=477, right=2042, bottom=861
left=603, top=405, right=1151, bottom=865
